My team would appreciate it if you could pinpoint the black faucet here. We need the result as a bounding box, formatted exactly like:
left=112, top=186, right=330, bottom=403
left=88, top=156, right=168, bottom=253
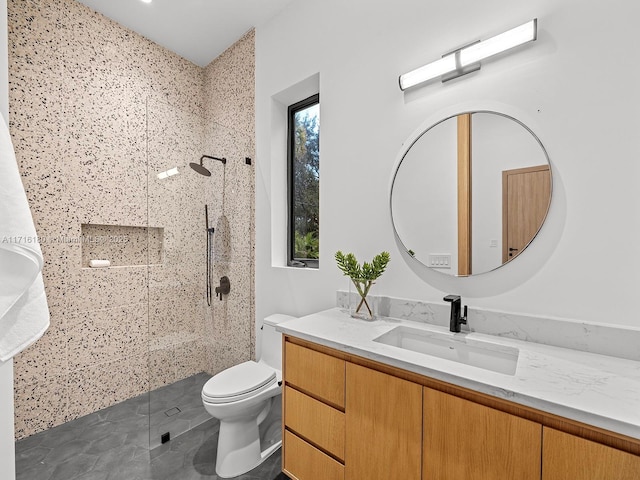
left=443, top=295, right=467, bottom=333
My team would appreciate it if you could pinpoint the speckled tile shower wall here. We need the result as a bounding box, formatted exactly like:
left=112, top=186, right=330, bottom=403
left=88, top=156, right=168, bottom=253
left=203, top=30, right=256, bottom=375
left=6, top=0, right=257, bottom=440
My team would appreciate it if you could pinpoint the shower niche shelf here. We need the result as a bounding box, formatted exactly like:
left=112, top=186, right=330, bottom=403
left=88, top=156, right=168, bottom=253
left=81, top=224, right=164, bottom=267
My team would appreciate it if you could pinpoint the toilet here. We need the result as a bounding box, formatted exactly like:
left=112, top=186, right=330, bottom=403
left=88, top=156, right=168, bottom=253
left=201, top=313, right=295, bottom=478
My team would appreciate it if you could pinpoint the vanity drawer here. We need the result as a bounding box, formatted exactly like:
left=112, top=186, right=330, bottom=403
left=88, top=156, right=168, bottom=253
left=284, top=430, right=345, bottom=480
left=285, top=386, right=345, bottom=461
left=284, top=341, right=345, bottom=409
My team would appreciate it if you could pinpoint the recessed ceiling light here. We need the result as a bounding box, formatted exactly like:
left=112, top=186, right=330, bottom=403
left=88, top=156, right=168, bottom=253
left=140, top=0, right=152, bottom=4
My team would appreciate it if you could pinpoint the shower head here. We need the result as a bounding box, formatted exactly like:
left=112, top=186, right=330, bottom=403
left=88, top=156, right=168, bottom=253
left=189, top=161, right=211, bottom=176
left=190, top=155, right=226, bottom=176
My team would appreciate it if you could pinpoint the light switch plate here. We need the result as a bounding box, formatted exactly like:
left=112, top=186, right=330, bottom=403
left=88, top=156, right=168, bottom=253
left=428, top=254, right=451, bottom=269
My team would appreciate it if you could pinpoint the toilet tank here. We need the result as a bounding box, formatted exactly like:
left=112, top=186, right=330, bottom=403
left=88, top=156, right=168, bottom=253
left=260, top=314, right=296, bottom=370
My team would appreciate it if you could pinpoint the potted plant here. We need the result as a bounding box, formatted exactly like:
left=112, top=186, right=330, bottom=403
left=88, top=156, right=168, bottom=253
left=335, top=251, right=390, bottom=320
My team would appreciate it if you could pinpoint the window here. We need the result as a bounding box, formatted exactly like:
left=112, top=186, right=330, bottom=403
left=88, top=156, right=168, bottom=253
left=288, top=94, right=320, bottom=268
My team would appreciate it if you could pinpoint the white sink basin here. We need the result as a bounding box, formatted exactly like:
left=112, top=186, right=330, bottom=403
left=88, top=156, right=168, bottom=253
left=373, top=326, right=519, bottom=375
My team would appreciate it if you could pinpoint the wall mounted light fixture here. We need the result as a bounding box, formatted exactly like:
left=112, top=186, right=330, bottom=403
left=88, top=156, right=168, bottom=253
left=399, top=19, right=537, bottom=91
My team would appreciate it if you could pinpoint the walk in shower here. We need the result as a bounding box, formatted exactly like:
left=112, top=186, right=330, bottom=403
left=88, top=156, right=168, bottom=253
left=146, top=97, right=255, bottom=449
left=8, top=0, right=259, bottom=475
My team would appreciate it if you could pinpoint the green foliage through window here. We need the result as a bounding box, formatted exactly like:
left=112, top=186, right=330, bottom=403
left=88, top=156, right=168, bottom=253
left=294, top=231, right=319, bottom=259
left=289, top=95, right=319, bottom=266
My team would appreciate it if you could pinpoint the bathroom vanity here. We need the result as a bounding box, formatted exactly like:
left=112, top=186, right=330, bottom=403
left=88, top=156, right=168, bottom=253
left=278, top=308, right=640, bottom=480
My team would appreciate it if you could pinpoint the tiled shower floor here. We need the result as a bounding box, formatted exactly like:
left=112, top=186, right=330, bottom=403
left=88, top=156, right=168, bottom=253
left=149, top=373, right=212, bottom=450
left=14, top=373, right=286, bottom=480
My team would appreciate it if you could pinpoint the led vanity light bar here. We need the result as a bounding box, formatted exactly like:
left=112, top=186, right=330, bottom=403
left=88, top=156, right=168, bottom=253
left=399, top=19, right=537, bottom=91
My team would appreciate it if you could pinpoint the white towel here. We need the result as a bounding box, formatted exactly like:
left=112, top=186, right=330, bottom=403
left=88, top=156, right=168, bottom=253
left=0, top=114, right=49, bottom=362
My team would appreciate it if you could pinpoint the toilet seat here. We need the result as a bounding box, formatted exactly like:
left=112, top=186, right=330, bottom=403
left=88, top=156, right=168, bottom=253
left=202, top=360, right=277, bottom=404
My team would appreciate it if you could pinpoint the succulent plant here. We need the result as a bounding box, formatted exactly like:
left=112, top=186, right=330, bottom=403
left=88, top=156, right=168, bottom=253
left=335, top=251, right=390, bottom=317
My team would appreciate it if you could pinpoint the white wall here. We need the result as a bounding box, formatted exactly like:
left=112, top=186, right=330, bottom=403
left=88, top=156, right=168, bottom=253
left=0, top=0, right=16, bottom=477
left=256, top=0, right=640, bottom=329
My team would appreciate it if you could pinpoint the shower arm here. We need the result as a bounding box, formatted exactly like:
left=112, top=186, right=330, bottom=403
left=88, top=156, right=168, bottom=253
left=201, top=155, right=226, bottom=165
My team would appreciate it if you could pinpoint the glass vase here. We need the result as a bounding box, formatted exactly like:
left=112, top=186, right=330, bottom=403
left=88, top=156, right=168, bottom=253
left=348, top=278, right=377, bottom=321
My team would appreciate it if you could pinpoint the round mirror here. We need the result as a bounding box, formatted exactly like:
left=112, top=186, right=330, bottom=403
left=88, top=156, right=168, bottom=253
left=391, top=111, right=552, bottom=276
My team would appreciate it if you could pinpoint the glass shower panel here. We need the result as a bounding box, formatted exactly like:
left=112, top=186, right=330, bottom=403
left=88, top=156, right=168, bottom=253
left=146, top=97, right=210, bottom=449
left=144, top=99, right=256, bottom=450
left=203, top=121, right=255, bottom=371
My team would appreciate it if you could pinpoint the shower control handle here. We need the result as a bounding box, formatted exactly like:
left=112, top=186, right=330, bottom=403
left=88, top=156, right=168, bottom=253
left=215, top=276, right=231, bottom=300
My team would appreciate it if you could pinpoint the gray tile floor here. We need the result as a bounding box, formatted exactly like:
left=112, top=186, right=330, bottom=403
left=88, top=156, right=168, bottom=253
left=15, top=373, right=286, bottom=480
left=149, top=373, right=212, bottom=449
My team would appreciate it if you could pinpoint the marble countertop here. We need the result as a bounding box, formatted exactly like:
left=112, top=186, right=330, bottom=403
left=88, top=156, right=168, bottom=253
left=277, top=308, right=640, bottom=440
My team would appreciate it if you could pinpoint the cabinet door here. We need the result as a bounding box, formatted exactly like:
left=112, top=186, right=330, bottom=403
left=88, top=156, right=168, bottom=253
left=543, top=427, right=640, bottom=480
left=423, top=388, right=541, bottom=480
left=345, top=363, right=422, bottom=480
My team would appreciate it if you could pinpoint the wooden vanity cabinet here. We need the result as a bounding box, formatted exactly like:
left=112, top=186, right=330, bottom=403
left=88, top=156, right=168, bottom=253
left=282, top=336, right=640, bottom=480
left=283, top=338, right=422, bottom=480
left=283, top=340, right=346, bottom=480
left=423, top=388, right=541, bottom=480
left=345, top=363, right=422, bottom=480
left=542, top=428, right=640, bottom=480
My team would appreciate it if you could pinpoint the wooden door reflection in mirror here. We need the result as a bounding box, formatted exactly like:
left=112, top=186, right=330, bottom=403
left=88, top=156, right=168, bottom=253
left=502, top=165, right=551, bottom=264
